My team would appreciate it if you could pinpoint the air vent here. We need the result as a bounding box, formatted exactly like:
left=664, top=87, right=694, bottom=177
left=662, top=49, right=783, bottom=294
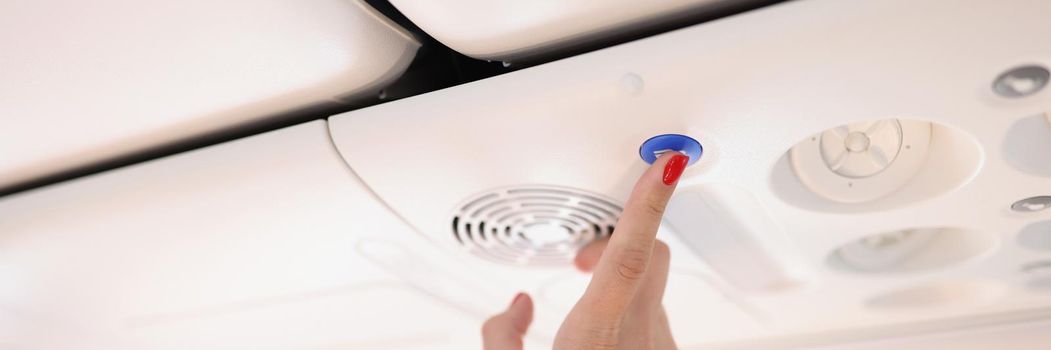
left=451, top=185, right=623, bottom=266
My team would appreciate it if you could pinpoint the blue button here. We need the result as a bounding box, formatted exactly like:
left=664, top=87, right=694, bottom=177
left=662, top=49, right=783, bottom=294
left=639, top=134, right=702, bottom=166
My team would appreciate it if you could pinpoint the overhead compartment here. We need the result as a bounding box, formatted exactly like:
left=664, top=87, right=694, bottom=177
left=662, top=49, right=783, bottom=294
left=0, top=0, right=419, bottom=191
left=386, top=0, right=765, bottom=60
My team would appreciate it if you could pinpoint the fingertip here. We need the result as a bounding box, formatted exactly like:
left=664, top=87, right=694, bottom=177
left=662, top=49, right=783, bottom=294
left=482, top=293, right=533, bottom=350
left=652, top=240, right=670, bottom=257
left=662, top=153, right=689, bottom=186
left=573, top=256, right=593, bottom=272
left=510, top=292, right=532, bottom=310
left=650, top=239, right=672, bottom=271
left=508, top=292, right=534, bottom=332
left=573, top=239, right=609, bottom=272
left=638, top=152, right=686, bottom=197
left=509, top=292, right=526, bottom=308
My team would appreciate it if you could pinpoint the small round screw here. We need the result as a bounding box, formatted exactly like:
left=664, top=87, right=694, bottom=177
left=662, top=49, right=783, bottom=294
left=993, top=65, right=1049, bottom=98
left=619, top=73, right=645, bottom=95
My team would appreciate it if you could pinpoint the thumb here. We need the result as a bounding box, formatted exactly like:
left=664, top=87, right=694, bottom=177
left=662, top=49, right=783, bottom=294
left=482, top=293, right=534, bottom=350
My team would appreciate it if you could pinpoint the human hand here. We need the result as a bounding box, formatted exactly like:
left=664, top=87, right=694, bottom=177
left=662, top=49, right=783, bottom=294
left=481, top=153, right=688, bottom=350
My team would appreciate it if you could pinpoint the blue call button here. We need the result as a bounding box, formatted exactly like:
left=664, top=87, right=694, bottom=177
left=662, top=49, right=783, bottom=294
left=639, top=134, right=703, bottom=166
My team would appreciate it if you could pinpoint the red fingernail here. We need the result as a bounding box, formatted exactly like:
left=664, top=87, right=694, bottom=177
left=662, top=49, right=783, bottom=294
left=510, top=292, right=525, bottom=307
left=662, top=154, right=689, bottom=185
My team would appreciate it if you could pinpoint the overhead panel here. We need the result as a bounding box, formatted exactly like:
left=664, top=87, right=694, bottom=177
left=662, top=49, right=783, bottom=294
left=329, top=0, right=1051, bottom=347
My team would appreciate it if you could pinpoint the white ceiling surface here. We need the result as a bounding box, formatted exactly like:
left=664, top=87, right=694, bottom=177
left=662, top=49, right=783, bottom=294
left=0, top=0, right=419, bottom=191
left=330, top=0, right=1051, bottom=347
left=388, top=0, right=753, bottom=60
left=808, top=318, right=1051, bottom=350
left=0, top=114, right=1043, bottom=350
left=0, top=121, right=483, bottom=350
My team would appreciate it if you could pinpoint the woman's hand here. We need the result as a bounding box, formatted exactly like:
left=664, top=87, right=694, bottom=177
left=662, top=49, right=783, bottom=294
left=482, top=153, right=689, bottom=350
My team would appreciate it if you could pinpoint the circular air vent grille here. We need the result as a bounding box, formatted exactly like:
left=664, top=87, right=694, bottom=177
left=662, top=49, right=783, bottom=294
left=452, top=185, right=623, bottom=267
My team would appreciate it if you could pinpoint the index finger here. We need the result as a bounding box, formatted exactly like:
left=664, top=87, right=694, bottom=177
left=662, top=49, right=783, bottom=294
left=578, top=152, right=688, bottom=317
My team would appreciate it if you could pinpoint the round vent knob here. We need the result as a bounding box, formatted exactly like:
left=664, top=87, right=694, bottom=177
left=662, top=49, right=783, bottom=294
left=789, top=119, right=932, bottom=203
left=451, top=185, right=623, bottom=267
left=819, top=120, right=903, bottom=178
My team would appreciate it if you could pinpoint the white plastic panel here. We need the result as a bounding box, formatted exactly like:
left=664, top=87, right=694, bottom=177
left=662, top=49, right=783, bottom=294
left=0, top=121, right=485, bottom=349
left=803, top=318, right=1051, bottom=350
left=330, top=0, right=1051, bottom=347
left=387, top=0, right=753, bottom=60
left=0, top=0, right=419, bottom=190
left=711, top=317, right=1051, bottom=350
left=0, top=117, right=1042, bottom=350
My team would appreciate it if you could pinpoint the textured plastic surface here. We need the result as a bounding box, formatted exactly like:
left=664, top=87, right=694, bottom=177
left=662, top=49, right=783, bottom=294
left=387, top=0, right=751, bottom=60
left=0, top=0, right=419, bottom=190
left=330, top=0, right=1051, bottom=347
